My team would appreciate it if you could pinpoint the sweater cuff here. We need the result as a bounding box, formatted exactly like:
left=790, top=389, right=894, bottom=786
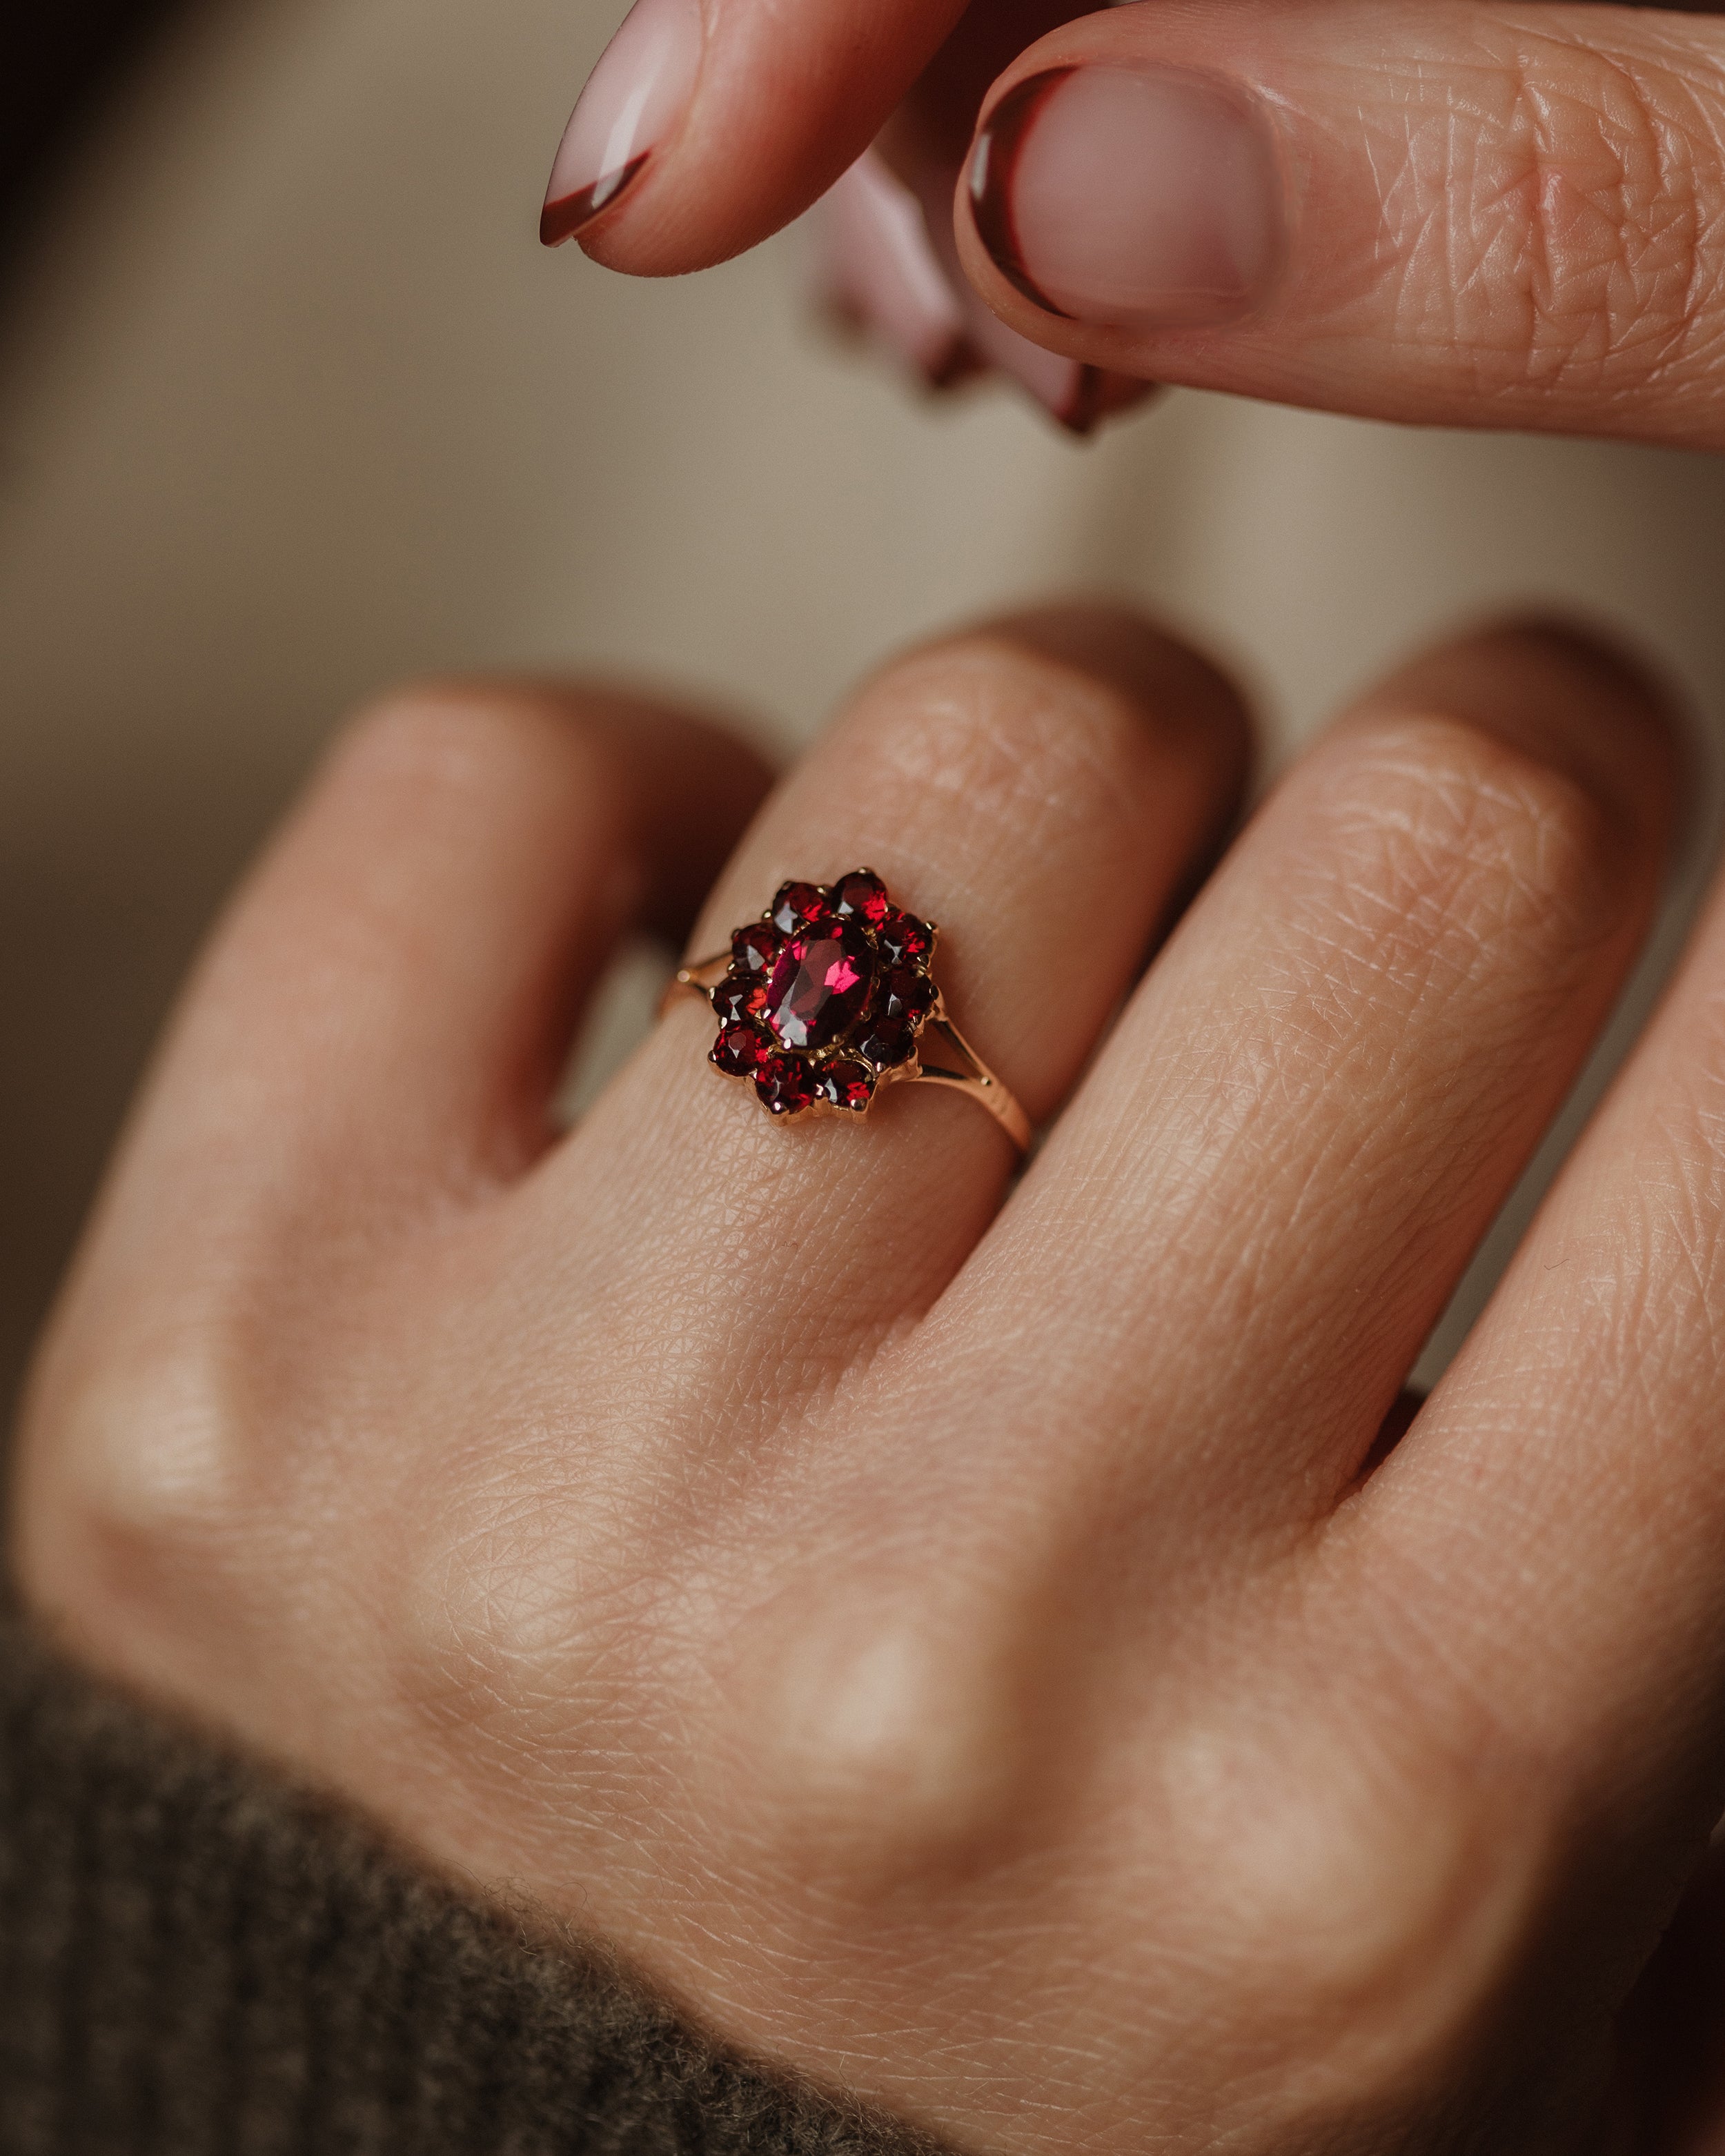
left=0, top=1615, right=945, bottom=2155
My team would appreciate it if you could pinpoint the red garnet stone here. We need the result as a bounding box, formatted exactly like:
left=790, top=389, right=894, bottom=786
left=731, top=922, right=780, bottom=975
left=711, top=1023, right=767, bottom=1076
left=833, top=869, right=891, bottom=927
left=769, top=880, right=831, bottom=935
left=812, top=1058, right=875, bottom=1111
left=706, top=869, right=938, bottom=1121
left=764, top=920, right=875, bottom=1050
left=756, top=1050, right=817, bottom=1116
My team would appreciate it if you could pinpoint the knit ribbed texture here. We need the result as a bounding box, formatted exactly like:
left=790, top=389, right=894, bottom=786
left=0, top=1620, right=944, bottom=2156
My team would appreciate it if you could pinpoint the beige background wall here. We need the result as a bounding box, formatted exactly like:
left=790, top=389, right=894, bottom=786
left=5, top=0, right=1725, bottom=1405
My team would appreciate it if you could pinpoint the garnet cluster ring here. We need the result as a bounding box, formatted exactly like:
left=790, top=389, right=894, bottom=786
left=665, top=869, right=1030, bottom=1152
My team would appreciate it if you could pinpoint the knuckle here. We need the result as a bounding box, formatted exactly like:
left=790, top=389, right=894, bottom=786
left=1317, top=715, right=1625, bottom=979
left=393, top=1449, right=669, bottom=1770
left=1165, top=1711, right=1544, bottom=2102
left=1383, top=30, right=1725, bottom=399
left=401, top=1501, right=591, bottom=1730
left=729, top=1569, right=1054, bottom=1897
left=15, top=1319, right=254, bottom=1669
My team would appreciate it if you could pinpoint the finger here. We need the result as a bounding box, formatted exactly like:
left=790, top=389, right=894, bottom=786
left=70, top=682, right=773, bottom=1256
left=953, top=0, right=1725, bottom=446
left=538, top=0, right=969, bottom=270
left=1348, top=775, right=1725, bottom=1870
left=934, top=619, right=1679, bottom=1562
left=543, top=0, right=1155, bottom=429
left=538, top=0, right=1135, bottom=303
left=876, top=0, right=1159, bottom=431
left=816, top=151, right=980, bottom=394
left=525, top=606, right=1250, bottom=1418
left=817, top=148, right=1156, bottom=433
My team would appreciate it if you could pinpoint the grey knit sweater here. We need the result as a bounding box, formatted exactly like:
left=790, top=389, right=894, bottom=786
left=0, top=1616, right=941, bottom=2156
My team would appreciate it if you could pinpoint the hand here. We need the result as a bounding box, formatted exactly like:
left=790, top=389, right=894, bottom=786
left=17, top=604, right=1725, bottom=2153
left=811, top=1, right=1155, bottom=433
left=541, top=0, right=1725, bottom=449
left=541, top=0, right=1154, bottom=432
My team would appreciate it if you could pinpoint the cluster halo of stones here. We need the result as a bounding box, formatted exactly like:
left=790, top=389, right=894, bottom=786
left=707, top=869, right=939, bottom=1120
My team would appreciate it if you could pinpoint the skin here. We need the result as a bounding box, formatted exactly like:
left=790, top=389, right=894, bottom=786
left=949, top=0, right=1725, bottom=444
left=571, top=0, right=1725, bottom=447
left=16, top=602, right=1725, bottom=2152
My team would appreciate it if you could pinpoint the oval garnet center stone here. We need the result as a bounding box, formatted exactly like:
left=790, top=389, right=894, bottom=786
left=763, top=922, right=875, bottom=1051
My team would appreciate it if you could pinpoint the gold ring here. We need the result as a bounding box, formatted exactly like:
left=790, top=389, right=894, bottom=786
left=665, top=869, right=1030, bottom=1152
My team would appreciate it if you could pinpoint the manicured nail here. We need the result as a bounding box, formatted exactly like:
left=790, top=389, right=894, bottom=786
left=856, top=140, right=1158, bottom=435
left=967, top=66, right=1282, bottom=328
left=816, top=155, right=1152, bottom=430
left=540, top=0, right=702, bottom=248
left=820, top=152, right=976, bottom=389
left=958, top=297, right=1153, bottom=436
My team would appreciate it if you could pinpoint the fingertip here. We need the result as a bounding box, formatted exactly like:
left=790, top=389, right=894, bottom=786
left=558, top=0, right=974, bottom=277
left=962, top=600, right=1254, bottom=798
left=384, top=677, right=778, bottom=944
left=1061, top=366, right=1160, bottom=437
left=1348, top=614, right=1693, bottom=863
left=816, top=152, right=976, bottom=390
left=180, top=675, right=776, bottom=1200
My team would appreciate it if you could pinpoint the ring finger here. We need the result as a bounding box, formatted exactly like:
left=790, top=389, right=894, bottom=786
left=525, top=604, right=1249, bottom=1430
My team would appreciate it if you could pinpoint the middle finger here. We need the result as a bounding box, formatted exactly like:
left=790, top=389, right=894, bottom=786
left=941, top=620, right=1681, bottom=1556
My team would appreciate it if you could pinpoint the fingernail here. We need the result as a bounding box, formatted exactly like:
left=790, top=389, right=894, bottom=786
left=956, top=295, right=1154, bottom=435
left=967, top=66, right=1282, bottom=328
left=819, top=152, right=975, bottom=390
left=540, top=0, right=702, bottom=248
left=1067, top=366, right=1159, bottom=436
left=846, top=138, right=1157, bottom=435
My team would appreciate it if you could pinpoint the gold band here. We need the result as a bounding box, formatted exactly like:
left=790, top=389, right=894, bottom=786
left=666, top=953, right=1031, bottom=1154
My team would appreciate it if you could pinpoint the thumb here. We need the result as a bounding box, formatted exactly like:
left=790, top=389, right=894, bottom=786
left=954, top=0, right=1725, bottom=446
